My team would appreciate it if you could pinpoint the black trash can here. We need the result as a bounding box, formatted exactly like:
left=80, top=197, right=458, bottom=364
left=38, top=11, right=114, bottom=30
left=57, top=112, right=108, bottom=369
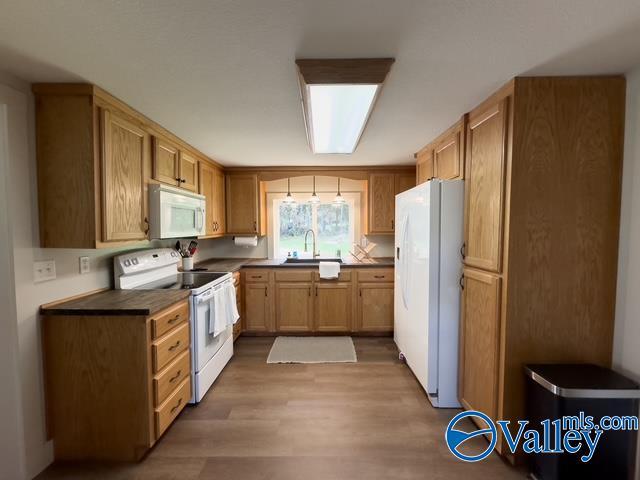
left=525, top=364, right=640, bottom=480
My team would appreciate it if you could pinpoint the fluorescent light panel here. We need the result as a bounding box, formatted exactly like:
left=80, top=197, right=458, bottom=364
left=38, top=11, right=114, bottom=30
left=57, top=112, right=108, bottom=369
left=308, top=84, right=378, bottom=154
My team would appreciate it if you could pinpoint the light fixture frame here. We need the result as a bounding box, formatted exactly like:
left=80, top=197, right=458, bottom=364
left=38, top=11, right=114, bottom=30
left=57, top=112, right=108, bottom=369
left=283, top=177, right=296, bottom=204
left=309, top=175, right=321, bottom=204
left=295, top=58, right=395, bottom=154
left=333, top=177, right=346, bottom=205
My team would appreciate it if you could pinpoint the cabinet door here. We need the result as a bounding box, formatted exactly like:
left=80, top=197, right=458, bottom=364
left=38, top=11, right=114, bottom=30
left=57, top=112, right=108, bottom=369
left=101, top=109, right=148, bottom=242
left=244, top=283, right=271, bottom=332
left=464, top=98, right=508, bottom=272
left=152, top=137, right=179, bottom=186
left=459, top=268, right=501, bottom=419
left=368, top=173, right=395, bottom=234
left=358, top=283, right=394, bottom=331
left=315, top=283, right=352, bottom=332
left=394, top=172, right=415, bottom=194
left=434, top=129, right=462, bottom=180
left=226, top=174, right=259, bottom=234
left=416, top=150, right=434, bottom=185
left=198, top=162, right=216, bottom=237
left=276, top=283, right=313, bottom=332
left=213, top=167, right=226, bottom=235
left=178, top=151, right=198, bottom=192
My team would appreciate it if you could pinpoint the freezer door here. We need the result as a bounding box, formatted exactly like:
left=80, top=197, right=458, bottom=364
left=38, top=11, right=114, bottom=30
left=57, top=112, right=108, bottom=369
left=394, top=181, right=440, bottom=395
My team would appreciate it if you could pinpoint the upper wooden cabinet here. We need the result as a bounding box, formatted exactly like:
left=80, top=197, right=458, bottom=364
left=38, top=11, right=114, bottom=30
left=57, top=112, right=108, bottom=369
left=33, top=83, right=223, bottom=249
left=152, top=137, right=199, bottom=192
left=415, top=117, right=465, bottom=184
left=225, top=173, right=267, bottom=235
left=368, top=171, right=415, bottom=234
left=463, top=100, right=507, bottom=273
left=100, top=109, right=149, bottom=242
left=199, top=162, right=225, bottom=237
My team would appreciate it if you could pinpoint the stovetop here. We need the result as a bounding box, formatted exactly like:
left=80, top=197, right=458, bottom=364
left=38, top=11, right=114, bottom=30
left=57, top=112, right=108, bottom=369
left=134, top=272, right=229, bottom=291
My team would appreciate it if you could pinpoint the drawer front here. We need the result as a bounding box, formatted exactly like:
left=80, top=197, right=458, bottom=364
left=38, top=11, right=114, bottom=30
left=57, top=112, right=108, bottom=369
left=358, top=269, right=394, bottom=282
left=151, top=301, right=189, bottom=339
left=153, top=322, right=190, bottom=373
left=313, top=270, right=352, bottom=282
left=275, top=270, right=313, bottom=282
left=243, top=269, right=269, bottom=282
left=155, top=377, right=191, bottom=439
left=154, top=349, right=190, bottom=406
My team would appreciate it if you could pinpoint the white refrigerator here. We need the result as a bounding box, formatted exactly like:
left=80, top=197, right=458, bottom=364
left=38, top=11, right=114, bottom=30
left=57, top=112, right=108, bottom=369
left=394, top=179, right=463, bottom=408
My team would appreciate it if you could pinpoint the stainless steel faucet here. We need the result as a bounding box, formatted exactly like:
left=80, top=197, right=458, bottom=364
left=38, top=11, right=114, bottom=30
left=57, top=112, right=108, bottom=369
left=303, top=229, right=319, bottom=258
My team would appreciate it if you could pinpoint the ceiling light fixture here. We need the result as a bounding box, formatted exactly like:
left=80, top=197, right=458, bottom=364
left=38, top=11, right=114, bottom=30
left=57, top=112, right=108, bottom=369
left=283, top=177, right=296, bottom=204
left=295, top=58, right=395, bottom=154
left=309, top=176, right=320, bottom=204
left=333, top=177, right=345, bottom=205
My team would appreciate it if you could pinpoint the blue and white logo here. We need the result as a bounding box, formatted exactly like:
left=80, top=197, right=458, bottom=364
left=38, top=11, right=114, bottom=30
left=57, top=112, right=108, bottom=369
left=445, top=410, right=497, bottom=462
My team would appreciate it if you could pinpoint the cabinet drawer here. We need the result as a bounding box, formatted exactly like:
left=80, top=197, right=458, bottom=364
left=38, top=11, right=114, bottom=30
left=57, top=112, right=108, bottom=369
left=275, top=270, right=313, bottom=282
left=357, top=269, right=394, bottom=282
left=243, top=269, right=269, bottom=282
left=152, top=322, right=189, bottom=373
left=155, top=377, right=190, bottom=439
left=151, top=301, right=189, bottom=339
left=154, top=350, right=190, bottom=406
left=313, top=270, right=352, bottom=282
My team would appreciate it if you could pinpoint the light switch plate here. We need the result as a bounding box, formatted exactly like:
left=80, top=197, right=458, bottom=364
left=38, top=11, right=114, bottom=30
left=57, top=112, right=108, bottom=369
left=34, top=260, right=56, bottom=283
left=79, top=256, right=90, bottom=274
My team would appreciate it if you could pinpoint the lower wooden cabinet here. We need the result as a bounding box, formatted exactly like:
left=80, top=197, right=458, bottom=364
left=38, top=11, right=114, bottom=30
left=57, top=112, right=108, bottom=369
left=244, top=282, right=272, bottom=332
left=276, top=282, right=313, bottom=332
left=459, top=268, right=501, bottom=419
left=315, top=283, right=352, bottom=332
left=41, top=299, right=191, bottom=461
left=357, top=283, right=394, bottom=331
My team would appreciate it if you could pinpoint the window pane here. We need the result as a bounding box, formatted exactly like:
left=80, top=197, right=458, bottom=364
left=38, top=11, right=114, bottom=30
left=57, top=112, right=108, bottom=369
left=277, top=203, right=312, bottom=257
left=317, top=203, right=350, bottom=257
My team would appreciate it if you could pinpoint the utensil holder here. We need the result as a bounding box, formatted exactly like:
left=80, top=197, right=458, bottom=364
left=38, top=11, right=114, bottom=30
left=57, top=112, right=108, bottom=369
left=182, top=257, right=194, bottom=271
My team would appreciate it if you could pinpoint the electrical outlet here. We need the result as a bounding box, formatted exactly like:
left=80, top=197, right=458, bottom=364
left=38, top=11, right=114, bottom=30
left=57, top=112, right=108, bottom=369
left=34, top=260, right=56, bottom=283
left=79, top=256, right=90, bottom=274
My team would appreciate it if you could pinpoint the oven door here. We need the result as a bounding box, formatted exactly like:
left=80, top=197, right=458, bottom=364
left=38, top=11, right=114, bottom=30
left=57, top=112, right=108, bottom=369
left=193, top=287, right=231, bottom=373
left=149, top=184, right=206, bottom=239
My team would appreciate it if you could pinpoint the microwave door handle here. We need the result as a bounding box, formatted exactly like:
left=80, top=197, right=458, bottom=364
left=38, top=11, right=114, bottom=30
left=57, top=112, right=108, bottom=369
left=196, top=207, right=204, bottom=231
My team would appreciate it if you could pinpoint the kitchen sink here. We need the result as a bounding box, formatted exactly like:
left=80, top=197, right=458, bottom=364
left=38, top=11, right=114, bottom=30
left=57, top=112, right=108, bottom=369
left=283, top=258, right=343, bottom=264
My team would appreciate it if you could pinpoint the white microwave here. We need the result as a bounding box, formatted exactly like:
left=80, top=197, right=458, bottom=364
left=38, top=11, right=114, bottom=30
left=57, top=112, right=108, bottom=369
left=148, top=184, right=206, bottom=239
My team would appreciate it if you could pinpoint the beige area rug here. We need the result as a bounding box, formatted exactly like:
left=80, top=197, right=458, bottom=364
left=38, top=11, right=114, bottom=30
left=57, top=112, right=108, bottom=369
left=266, top=336, right=357, bottom=364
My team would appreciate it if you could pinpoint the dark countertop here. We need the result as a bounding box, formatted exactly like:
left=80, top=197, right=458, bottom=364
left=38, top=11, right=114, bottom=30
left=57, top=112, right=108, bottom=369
left=40, top=289, right=191, bottom=317
left=195, top=257, right=395, bottom=272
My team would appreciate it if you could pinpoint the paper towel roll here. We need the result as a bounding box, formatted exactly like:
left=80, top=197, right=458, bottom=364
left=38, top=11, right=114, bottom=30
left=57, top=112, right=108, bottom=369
left=234, top=236, right=258, bottom=247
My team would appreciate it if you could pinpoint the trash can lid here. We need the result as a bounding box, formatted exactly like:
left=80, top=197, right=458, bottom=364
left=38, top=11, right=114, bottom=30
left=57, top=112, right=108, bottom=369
left=525, top=364, right=640, bottom=399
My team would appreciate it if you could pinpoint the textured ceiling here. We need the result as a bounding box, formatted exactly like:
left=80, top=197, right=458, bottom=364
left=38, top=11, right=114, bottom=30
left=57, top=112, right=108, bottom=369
left=1, top=0, right=640, bottom=166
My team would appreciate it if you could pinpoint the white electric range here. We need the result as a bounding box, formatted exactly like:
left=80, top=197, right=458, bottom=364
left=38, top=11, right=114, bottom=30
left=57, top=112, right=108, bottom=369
left=114, top=248, right=234, bottom=403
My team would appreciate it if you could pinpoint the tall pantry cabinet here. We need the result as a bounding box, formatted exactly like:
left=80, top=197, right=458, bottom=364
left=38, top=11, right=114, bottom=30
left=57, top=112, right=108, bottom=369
left=458, top=77, right=625, bottom=457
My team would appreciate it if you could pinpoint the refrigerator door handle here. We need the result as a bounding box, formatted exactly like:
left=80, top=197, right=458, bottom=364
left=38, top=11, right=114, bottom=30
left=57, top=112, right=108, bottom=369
left=401, top=214, right=410, bottom=310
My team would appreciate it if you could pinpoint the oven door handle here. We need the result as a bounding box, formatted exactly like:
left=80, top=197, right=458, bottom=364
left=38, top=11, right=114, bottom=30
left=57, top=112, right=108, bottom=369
left=197, top=291, right=213, bottom=303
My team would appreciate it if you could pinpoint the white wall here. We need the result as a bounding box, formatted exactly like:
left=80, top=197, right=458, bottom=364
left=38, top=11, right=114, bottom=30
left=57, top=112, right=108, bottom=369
left=613, top=66, right=640, bottom=381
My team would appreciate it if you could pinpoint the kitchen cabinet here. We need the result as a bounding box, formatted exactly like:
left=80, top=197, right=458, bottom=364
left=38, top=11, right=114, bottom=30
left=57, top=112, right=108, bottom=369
left=459, top=268, right=501, bottom=418
left=199, top=161, right=225, bottom=237
left=276, top=282, right=314, bottom=332
left=357, top=283, right=394, bottom=332
left=33, top=83, right=223, bottom=248
left=42, top=298, right=191, bottom=461
left=315, top=283, right=352, bottom=332
left=455, top=77, right=624, bottom=458
left=368, top=172, right=416, bottom=234
left=414, top=118, right=464, bottom=184
left=152, top=137, right=199, bottom=192
left=225, top=173, right=267, bottom=235
left=101, top=109, right=149, bottom=242
left=243, top=279, right=272, bottom=332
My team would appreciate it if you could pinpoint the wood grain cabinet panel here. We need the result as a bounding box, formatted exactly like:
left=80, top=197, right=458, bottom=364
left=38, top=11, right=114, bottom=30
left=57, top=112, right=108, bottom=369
left=179, top=151, right=199, bottom=192
left=152, top=137, right=180, bottom=186
left=416, top=150, right=434, bottom=185
left=315, top=283, right=352, bottom=332
left=434, top=129, right=462, bottom=180
left=357, top=283, right=394, bottom=331
left=276, top=283, right=313, bottom=332
left=226, top=174, right=264, bottom=235
left=155, top=377, right=191, bottom=439
left=213, top=167, right=226, bottom=235
left=199, top=162, right=225, bottom=237
left=394, top=172, right=415, bottom=195
left=459, top=268, right=501, bottom=419
left=244, top=282, right=272, bottom=332
left=368, top=173, right=396, bottom=234
left=153, top=350, right=190, bottom=405
left=101, top=109, right=148, bottom=242
left=463, top=98, right=508, bottom=273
